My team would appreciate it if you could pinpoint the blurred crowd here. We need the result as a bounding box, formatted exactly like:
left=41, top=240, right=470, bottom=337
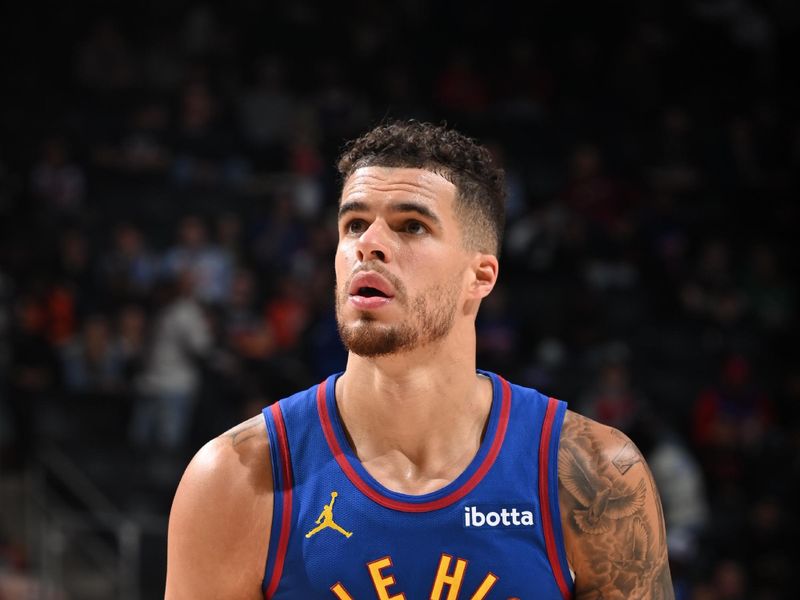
left=1, top=1, right=799, bottom=598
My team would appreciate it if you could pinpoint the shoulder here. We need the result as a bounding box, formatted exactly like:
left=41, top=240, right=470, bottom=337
left=165, top=414, right=273, bottom=600
left=559, top=409, right=641, bottom=469
left=184, top=414, right=272, bottom=491
left=557, top=410, right=674, bottom=599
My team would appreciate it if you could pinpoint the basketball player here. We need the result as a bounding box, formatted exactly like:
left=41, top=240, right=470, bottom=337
left=165, top=121, right=674, bottom=599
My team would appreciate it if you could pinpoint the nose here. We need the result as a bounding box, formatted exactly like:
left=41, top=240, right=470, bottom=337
left=355, top=220, right=392, bottom=263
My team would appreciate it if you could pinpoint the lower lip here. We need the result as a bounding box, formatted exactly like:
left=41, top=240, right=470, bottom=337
left=349, top=295, right=393, bottom=310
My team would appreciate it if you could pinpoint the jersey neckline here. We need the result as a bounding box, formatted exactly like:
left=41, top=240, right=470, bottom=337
left=316, top=370, right=512, bottom=512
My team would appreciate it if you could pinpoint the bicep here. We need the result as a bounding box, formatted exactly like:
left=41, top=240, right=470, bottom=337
left=558, top=412, right=674, bottom=600
left=165, top=429, right=272, bottom=599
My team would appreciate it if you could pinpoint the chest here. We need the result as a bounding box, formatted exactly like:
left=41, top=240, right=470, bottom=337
left=280, top=478, right=556, bottom=599
left=263, top=375, right=572, bottom=599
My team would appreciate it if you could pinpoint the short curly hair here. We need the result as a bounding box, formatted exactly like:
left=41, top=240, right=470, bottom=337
left=337, top=120, right=506, bottom=255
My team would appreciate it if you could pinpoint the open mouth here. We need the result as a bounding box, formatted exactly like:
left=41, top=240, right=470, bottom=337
left=348, top=272, right=395, bottom=300
left=356, top=287, right=389, bottom=298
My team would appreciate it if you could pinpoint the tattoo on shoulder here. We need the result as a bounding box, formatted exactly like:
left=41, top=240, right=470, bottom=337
left=612, top=442, right=641, bottom=475
left=224, top=415, right=263, bottom=447
left=559, top=414, right=674, bottom=599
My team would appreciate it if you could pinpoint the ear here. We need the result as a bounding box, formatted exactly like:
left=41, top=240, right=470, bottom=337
left=467, top=253, right=499, bottom=300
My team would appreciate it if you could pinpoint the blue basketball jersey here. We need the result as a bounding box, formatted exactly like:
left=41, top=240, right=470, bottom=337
left=261, top=371, right=574, bottom=599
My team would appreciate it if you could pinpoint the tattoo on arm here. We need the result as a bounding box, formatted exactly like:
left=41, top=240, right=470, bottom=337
left=559, top=413, right=674, bottom=600
left=612, top=443, right=641, bottom=475
left=225, top=416, right=262, bottom=447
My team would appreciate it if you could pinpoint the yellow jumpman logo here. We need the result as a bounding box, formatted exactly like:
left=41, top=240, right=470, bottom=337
left=306, top=491, right=353, bottom=539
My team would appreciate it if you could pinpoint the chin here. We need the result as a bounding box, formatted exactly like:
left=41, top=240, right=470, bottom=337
left=338, top=320, right=416, bottom=358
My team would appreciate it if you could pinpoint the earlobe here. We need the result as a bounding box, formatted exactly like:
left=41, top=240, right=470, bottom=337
left=470, top=254, right=499, bottom=299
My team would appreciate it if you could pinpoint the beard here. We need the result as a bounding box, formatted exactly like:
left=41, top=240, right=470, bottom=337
left=335, top=268, right=461, bottom=358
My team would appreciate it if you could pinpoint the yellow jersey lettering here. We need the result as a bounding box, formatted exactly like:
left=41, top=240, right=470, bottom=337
left=469, top=573, right=499, bottom=600
left=430, top=553, right=467, bottom=600
left=330, top=582, right=355, bottom=599
left=367, top=556, right=406, bottom=600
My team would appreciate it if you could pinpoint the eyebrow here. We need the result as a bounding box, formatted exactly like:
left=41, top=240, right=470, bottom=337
left=338, top=200, right=442, bottom=226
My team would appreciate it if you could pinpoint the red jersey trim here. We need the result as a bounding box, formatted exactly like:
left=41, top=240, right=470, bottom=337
left=265, top=403, right=293, bottom=599
left=317, top=376, right=512, bottom=513
left=538, top=397, right=572, bottom=600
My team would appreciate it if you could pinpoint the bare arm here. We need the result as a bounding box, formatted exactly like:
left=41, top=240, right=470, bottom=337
left=559, top=411, right=674, bottom=600
left=165, top=415, right=273, bottom=600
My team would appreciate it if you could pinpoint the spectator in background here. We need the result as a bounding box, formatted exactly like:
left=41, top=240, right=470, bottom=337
left=30, top=137, right=86, bottom=219
left=296, top=229, right=347, bottom=383
left=41, top=280, right=77, bottom=349
left=214, top=212, right=246, bottom=269
left=171, top=80, right=249, bottom=188
left=93, top=99, right=173, bottom=177
left=639, top=190, right=689, bottom=285
left=704, top=559, right=749, bottom=600
left=60, top=314, right=124, bottom=395
left=113, top=303, right=148, bottom=385
left=189, top=266, right=276, bottom=435
left=223, top=268, right=275, bottom=363
left=504, top=196, right=569, bottom=274
left=162, top=214, right=235, bottom=307
left=5, top=294, right=60, bottom=467
left=559, top=142, right=639, bottom=266
left=237, top=55, right=294, bottom=169
left=485, top=141, right=528, bottom=221
left=264, top=273, right=311, bottom=352
left=743, top=242, right=796, bottom=335
left=680, top=238, right=747, bottom=333
left=476, top=285, right=519, bottom=375
left=101, top=222, right=159, bottom=303
left=692, top=353, right=774, bottom=487
left=251, top=191, right=308, bottom=274
left=60, top=314, right=128, bottom=442
left=576, top=342, right=646, bottom=434
left=45, top=228, right=103, bottom=337
left=130, top=271, right=211, bottom=453
left=287, top=128, right=326, bottom=222
left=518, top=337, right=568, bottom=395
left=313, top=57, right=371, bottom=143
left=744, top=494, right=793, bottom=596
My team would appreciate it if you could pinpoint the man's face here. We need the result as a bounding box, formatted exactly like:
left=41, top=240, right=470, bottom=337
left=335, top=166, right=471, bottom=357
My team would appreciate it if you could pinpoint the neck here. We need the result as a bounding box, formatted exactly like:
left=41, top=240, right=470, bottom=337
left=334, top=330, right=493, bottom=493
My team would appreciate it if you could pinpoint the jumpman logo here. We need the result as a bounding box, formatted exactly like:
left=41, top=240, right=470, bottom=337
left=305, top=491, right=353, bottom=539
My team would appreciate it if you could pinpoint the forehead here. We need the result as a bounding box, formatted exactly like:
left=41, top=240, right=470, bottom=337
left=340, top=166, right=457, bottom=211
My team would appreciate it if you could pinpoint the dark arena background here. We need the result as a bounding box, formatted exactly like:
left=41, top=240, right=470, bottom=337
left=1, top=1, right=798, bottom=598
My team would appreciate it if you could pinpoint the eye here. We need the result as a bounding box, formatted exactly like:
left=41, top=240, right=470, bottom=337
left=344, top=219, right=368, bottom=235
left=403, top=220, right=428, bottom=235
